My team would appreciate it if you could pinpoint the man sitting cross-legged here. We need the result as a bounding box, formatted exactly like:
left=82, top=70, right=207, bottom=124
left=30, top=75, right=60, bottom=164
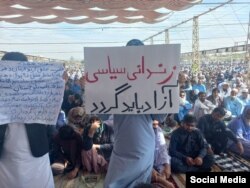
left=51, top=126, right=83, bottom=179
left=169, top=114, right=214, bottom=173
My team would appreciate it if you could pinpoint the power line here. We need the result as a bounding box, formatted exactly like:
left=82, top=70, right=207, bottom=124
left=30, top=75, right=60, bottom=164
left=229, top=4, right=247, bottom=34
left=210, top=7, right=236, bottom=43
left=0, top=35, right=245, bottom=45
left=143, top=0, right=234, bottom=41
left=0, top=41, right=123, bottom=45
left=25, top=51, right=82, bottom=54
left=21, top=43, right=249, bottom=54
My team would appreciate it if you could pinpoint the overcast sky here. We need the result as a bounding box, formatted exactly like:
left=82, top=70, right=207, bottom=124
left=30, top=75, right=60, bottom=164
left=0, top=0, right=249, bottom=61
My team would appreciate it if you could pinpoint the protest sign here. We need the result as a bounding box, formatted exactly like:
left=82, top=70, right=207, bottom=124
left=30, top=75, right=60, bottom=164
left=0, top=61, right=65, bottom=125
left=85, top=44, right=180, bottom=114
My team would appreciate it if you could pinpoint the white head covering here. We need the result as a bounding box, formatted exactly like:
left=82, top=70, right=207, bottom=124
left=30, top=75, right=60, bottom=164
left=242, top=88, right=249, bottom=93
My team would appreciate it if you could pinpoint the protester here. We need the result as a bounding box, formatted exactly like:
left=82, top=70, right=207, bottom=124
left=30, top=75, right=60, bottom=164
left=223, top=89, right=243, bottom=117
left=238, top=88, right=250, bottom=109
left=228, top=105, right=250, bottom=159
left=164, top=116, right=179, bottom=139
left=169, top=114, right=214, bottom=172
left=62, top=93, right=83, bottom=116
left=206, top=88, right=223, bottom=107
left=197, top=107, right=244, bottom=155
left=51, top=126, right=82, bottom=179
left=218, top=82, right=231, bottom=98
left=193, top=91, right=216, bottom=120
left=188, top=89, right=199, bottom=104
left=67, top=106, right=89, bottom=135
left=82, top=116, right=114, bottom=173
left=192, top=78, right=206, bottom=93
left=176, top=90, right=192, bottom=123
left=104, top=39, right=166, bottom=188
left=0, top=52, right=55, bottom=188
left=151, top=120, right=174, bottom=188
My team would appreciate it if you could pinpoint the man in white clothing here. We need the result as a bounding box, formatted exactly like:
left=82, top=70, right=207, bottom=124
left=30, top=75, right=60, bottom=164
left=193, top=91, right=216, bottom=120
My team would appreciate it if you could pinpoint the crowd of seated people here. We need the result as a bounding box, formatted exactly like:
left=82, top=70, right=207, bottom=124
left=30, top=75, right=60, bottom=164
left=1, top=46, right=249, bottom=188
left=50, top=110, right=114, bottom=179
left=47, top=70, right=116, bottom=179
left=157, top=62, right=250, bottom=175
left=48, top=59, right=249, bottom=186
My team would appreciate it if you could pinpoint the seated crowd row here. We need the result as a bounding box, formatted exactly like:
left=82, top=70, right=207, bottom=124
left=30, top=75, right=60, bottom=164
left=50, top=104, right=250, bottom=188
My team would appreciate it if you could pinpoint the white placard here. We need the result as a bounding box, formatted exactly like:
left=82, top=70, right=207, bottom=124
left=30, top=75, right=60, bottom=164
left=85, top=44, right=180, bottom=114
left=0, top=61, right=65, bottom=125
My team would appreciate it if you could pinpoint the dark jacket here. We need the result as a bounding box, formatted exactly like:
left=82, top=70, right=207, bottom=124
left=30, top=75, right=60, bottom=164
left=197, top=114, right=238, bottom=154
left=82, top=123, right=114, bottom=161
left=169, top=127, right=207, bottom=161
left=0, top=123, right=50, bottom=158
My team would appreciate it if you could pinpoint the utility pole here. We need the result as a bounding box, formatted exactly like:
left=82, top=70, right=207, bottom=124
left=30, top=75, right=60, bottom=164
left=150, top=37, right=154, bottom=45
left=142, top=0, right=233, bottom=74
left=246, top=11, right=250, bottom=88
left=143, top=0, right=233, bottom=43
left=165, top=30, right=169, bottom=44
left=191, top=16, right=200, bottom=74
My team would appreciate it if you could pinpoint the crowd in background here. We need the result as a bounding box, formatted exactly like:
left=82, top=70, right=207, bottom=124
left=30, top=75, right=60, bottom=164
left=48, top=59, right=249, bottom=187
left=1, top=51, right=249, bottom=188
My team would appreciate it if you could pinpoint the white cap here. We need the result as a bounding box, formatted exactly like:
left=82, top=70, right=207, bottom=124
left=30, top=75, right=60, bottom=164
left=194, top=89, right=199, bottom=95
left=242, top=88, right=249, bottom=93
left=222, top=82, right=229, bottom=85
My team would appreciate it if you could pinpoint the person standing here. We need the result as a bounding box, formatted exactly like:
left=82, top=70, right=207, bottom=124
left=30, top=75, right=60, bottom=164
left=104, top=39, right=166, bottom=188
left=0, top=52, right=55, bottom=188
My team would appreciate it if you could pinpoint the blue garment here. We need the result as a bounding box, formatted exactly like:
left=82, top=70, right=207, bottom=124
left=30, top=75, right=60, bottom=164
left=192, top=84, right=206, bottom=93
left=104, top=114, right=165, bottom=188
left=228, top=105, right=250, bottom=140
left=228, top=105, right=250, bottom=158
left=178, top=101, right=193, bottom=121
left=183, top=84, right=192, bottom=92
left=169, top=127, right=214, bottom=172
left=169, top=128, right=207, bottom=160
left=71, top=84, right=82, bottom=95
left=223, top=96, right=243, bottom=116
left=56, top=110, right=66, bottom=130
left=238, top=95, right=250, bottom=110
